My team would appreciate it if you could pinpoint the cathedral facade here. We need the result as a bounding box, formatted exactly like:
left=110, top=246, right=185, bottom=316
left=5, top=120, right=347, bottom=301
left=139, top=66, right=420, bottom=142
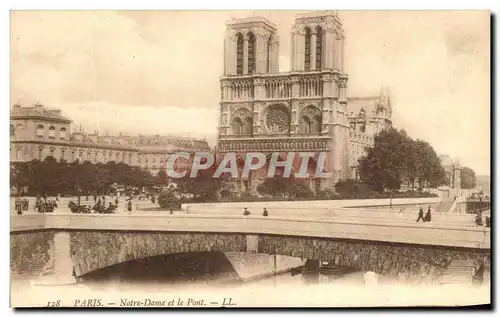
left=216, top=11, right=392, bottom=194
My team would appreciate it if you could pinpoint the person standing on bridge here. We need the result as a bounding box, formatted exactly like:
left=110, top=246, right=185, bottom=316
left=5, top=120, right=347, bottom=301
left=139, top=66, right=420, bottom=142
left=263, top=208, right=268, bottom=216
left=416, top=206, right=425, bottom=222
left=127, top=200, right=132, bottom=213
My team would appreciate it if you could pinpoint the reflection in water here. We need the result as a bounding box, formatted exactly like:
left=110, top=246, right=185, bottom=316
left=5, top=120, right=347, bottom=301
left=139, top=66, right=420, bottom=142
left=10, top=251, right=491, bottom=307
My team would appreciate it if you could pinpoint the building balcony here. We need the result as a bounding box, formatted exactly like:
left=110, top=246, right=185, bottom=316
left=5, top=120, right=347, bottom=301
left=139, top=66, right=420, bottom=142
left=217, top=135, right=332, bottom=152
left=221, top=71, right=327, bottom=102
left=219, top=132, right=325, bottom=140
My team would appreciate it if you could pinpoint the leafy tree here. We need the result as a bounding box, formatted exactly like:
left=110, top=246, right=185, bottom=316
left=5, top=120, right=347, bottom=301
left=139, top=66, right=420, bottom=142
left=316, top=189, right=336, bottom=200
left=461, top=166, right=476, bottom=189
left=358, top=128, right=408, bottom=192
left=412, top=140, right=446, bottom=189
left=172, top=163, right=228, bottom=202
left=359, top=128, right=447, bottom=192
left=334, top=179, right=373, bottom=199
left=156, top=168, right=168, bottom=186
left=289, top=182, right=314, bottom=200
left=257, top=178, right=292, bottom=197
left=9, top=158, right=159, bottom=197
left=158, top=189, right=182, bottom=210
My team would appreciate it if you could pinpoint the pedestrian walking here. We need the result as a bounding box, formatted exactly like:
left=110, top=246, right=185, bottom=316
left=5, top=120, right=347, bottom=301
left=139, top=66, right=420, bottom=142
left=263, top=208, right=268, bottom=216
left=243, top=208, right=251, bottom=216
left=416, top=207, right=425, bottom=222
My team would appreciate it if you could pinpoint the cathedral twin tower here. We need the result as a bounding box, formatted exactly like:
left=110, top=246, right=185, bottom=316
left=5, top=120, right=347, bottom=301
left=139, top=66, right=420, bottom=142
left=222, top=10, right=345, bottom=75
left=217, top=11, right=354, bottom=193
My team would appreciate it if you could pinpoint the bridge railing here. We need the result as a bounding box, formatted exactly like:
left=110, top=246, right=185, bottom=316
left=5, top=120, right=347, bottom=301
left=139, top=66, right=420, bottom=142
left=10, top=213, right=490, bottom=250
left=181, top=197, right=443, bottom=212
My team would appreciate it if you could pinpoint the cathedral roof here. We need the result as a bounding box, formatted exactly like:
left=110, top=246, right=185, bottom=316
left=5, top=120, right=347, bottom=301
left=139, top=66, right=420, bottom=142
left=347, top=96, right=380, bottom=118
left=348, top=87, right=392, bottom=119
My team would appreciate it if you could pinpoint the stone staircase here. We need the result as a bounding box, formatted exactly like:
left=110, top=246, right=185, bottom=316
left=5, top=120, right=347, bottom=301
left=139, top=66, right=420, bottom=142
left=439, top=260, right=477, bottom=285
left=436, top=200, right=455, bottom=213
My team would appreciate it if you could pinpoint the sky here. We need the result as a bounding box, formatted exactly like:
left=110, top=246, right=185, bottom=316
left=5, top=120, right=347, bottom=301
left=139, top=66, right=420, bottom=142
left=10, top=10, right=490, bottom=175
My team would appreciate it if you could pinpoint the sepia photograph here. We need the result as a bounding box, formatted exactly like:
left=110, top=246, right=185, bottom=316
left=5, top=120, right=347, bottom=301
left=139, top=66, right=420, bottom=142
left=9, top=9, right=491, bottom=308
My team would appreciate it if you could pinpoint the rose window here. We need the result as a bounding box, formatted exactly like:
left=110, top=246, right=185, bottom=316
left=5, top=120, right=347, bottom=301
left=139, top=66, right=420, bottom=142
left=266, top=105, right=290, bottom=133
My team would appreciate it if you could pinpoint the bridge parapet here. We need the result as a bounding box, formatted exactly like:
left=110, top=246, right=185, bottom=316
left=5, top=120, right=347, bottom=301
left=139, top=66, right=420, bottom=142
left=181, top=197, right=443, bottom=212
left=11, top=214, right=490, bottom=249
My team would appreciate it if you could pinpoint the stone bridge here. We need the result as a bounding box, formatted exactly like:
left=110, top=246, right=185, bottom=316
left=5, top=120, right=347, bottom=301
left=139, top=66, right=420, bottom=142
left=11, top=214, right=490, bottom=284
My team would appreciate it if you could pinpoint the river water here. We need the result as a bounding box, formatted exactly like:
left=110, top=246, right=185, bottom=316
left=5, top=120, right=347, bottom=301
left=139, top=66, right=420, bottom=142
left=11, top=251, right=490, bottom=308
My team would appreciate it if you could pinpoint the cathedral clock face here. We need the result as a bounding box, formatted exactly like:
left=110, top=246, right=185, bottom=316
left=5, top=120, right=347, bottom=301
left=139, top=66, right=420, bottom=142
left=265, top=105, right=290, bottom=134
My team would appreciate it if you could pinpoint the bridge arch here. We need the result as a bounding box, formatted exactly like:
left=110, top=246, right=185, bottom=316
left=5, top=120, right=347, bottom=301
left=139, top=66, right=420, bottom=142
left=57, top=231, right=487, bottom=279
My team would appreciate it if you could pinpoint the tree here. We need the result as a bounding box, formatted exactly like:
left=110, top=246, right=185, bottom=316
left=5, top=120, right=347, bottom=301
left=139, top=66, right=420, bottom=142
left=158, top=188, right=182, bottom=210
left=256, top=178, right=292, bottom=197
left=334, top=179, right=373, bottom=199
left=359, top=128, right=447, bottom=192
left=289, top=182, right=315, bottom=200
left=155, top=168, right=168, bottom=187
left=358, top=128, right=409, bottom=192
left=461, top=166, right=476, bottom=189
left=316, top=189, right=336, bottom=200
left=412, top=140, right=446, bottom=189
left=173, top=163, right=228, bottom=203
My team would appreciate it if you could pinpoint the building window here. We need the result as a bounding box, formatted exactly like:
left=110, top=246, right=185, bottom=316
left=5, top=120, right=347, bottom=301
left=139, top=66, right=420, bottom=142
left=315, top=27, right=323, bottom=70
left=48, top=126, right=56, bottom=138
left=36, top=125, right=44, bottom=137
left=247, top=32, right=256, bottom=74
left=60, top=127, right=67, bottom=139
left=16, top=148, right=21, bottom=160
left=304, top=27, right=311, bottom=71
left=38, top=148, right=43, bottom=160
left=236, top=33, right=244, bottom=75
left=61, top=150, right=65, bottom=161
left=10, top=125, right=15, bottom=136
left=49, top=149, right=55, bottom=158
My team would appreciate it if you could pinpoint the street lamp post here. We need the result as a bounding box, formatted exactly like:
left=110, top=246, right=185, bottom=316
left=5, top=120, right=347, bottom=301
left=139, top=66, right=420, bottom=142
left=390, top=191, right=393, bottom=209
left=76, top=185, right=82, bottom=206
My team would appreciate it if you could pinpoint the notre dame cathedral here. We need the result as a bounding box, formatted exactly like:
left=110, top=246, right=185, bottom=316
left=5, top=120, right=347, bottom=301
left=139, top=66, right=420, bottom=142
left=216, top=11, right=393, bottom=194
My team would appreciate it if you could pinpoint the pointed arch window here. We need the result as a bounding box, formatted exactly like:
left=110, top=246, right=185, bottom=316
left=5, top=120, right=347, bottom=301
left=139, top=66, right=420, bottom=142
left=304, top=27, right=311, bottom=71
left=231, top=117, right=244, bottom=135
left=236, top=33, right=244, bottom=75
left=315, top=26, right=323, bottom=70
left=247, top=32, right=256, bottom=74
